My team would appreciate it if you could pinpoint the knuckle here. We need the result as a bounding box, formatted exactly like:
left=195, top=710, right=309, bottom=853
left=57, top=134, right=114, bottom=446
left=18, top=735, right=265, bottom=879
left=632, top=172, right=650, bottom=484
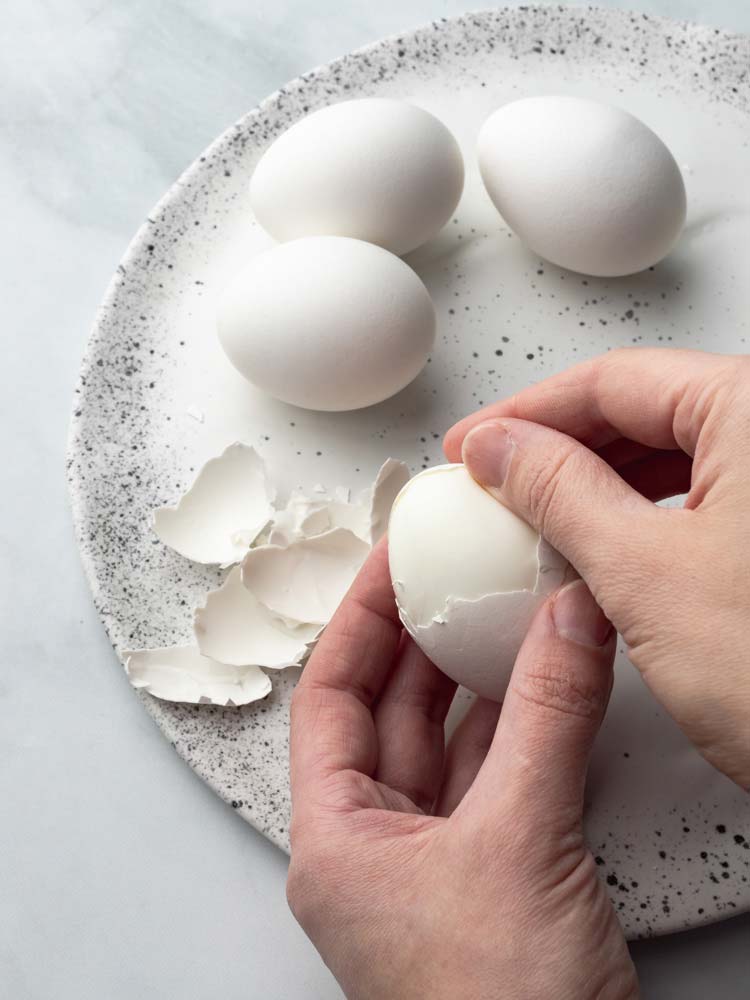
left=598, top=346, right=628, bottom=372
left=285, top=858, right=315, bottom=925
left=286, top=842, right=330, bottom=927
left=513, top=660, right=606, bottom=722
left=522, top=445, right=578, bottom=537
left=724, top=358, right=750, bottom=419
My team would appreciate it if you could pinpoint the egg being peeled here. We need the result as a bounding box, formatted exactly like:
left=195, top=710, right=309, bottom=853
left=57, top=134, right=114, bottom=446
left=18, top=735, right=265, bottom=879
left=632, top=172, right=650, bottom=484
left=217, top=236, right=435, bottom=412
left=478, top=96, right=687, bottom=277
left=388, top=464, right=570, bottom=701
left=250, top=99, right=464, bottom=256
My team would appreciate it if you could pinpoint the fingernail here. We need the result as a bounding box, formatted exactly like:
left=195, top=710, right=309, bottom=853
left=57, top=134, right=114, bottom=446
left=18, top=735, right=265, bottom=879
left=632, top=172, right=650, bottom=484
left=462, top=421, right=514, bottom=489
left=552, top=580, right=613, bottom=647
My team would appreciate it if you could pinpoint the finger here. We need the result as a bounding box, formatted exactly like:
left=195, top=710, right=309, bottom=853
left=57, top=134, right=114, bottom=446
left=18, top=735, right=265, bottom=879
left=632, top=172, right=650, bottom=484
left=290, top=539, right=401, bottom=820
left=462, top=417, right=667, bottom=584
left=458, top=580, right=615, bottom=829
left=444, top=348, right=736, bottom=461
left=433, top=697, right=502, bottom=817
left=373, top=636, right=457, bottom=813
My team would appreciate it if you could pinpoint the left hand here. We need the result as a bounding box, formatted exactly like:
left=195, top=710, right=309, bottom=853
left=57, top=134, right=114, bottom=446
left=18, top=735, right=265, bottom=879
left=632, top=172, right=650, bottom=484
left=287, top=540, right=638, bottom=1000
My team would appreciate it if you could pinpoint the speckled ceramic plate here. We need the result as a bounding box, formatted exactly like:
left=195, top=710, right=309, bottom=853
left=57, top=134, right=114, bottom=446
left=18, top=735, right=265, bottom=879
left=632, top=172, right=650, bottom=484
left=68, top=6, right=750, bottom=938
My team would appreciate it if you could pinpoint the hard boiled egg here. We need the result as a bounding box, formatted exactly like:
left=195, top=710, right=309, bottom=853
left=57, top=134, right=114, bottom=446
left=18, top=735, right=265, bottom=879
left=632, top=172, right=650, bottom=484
left=388, top=464, right=569, bottom=701
left=478, top=96, right=687, bottom=277
left=250, top=99, right=464, bottom=256
left=217, top=236, right=435, bottom=411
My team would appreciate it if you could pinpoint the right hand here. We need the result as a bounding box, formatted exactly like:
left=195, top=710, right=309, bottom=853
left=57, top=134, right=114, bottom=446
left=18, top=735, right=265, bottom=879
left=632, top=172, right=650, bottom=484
left=444, top=348, right=750, bottom=789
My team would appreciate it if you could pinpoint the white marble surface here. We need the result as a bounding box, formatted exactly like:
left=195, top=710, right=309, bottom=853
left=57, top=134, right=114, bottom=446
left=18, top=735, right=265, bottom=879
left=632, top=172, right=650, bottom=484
left=2, top=2, right=749, bottom=997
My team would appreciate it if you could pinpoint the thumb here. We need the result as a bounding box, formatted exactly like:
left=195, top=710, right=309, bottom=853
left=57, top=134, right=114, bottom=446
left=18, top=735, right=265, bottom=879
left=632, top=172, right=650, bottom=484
left=462, top=417, right=664, bottom=587
left=459, top=580, right=616, bottom=828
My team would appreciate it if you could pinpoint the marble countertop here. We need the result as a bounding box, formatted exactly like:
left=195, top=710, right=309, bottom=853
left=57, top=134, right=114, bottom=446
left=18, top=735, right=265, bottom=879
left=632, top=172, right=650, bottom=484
left=3, top=2, right=749, bottom=997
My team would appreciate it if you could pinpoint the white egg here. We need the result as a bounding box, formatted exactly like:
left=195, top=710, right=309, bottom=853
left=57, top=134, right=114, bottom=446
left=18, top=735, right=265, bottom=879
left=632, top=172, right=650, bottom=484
left=217, top=237, right=435, bottom=411
left=388, top=464, right=569, bottom=701
left=250, top=99, right=464, bottom=256
left=478, top=96, right=687, bottom=277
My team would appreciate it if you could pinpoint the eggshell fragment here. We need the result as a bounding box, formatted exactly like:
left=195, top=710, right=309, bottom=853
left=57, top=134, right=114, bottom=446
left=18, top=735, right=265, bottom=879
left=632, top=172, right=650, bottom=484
left=153, top=443, right=275, bottom=566
left=321, top=502, right=369, bottom=540
left=365, top=458, right=411, bottom=544
left=194, top=567, right=320, bottom=668
left=250, top=98, right=464, bottom=255
left=388, top=464, right=570, bottom=701
left=395, top=538, right=569, bottom=701
left=242, top=528, right=370, bottom=624
left=478, top=95, right=686, bottom=277
left=265, top=459, right=409, bottom=547
left=267, top=490, right=330, bottom=546
left=124, top=646, right=272, bottom=707
left=266, top=495, right=368, bottom=545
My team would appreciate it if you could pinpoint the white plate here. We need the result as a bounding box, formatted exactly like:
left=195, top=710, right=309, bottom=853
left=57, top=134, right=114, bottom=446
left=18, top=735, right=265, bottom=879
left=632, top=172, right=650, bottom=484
left=67, top=6, right=750, bottom=938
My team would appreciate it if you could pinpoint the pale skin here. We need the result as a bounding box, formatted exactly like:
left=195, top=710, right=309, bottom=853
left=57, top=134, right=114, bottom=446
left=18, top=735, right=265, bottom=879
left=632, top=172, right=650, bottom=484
left=288, top=348, right=750, bottom=999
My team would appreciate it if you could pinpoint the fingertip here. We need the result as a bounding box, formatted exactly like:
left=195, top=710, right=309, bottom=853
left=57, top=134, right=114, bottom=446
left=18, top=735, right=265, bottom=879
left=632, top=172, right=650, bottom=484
left=442, top=421, right=465, bottom=462
left=461, top=419, right=515, bottom=492
left=444, top=412, right=502, bottom=463
left=551, top=579, right=614, bottom=649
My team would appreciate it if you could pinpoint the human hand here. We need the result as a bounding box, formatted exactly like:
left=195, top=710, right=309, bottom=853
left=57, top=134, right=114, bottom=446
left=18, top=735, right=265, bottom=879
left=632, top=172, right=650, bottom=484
left=445, top=347, right=750, bottom=789
left=287, top=542, right=637, bottom=1000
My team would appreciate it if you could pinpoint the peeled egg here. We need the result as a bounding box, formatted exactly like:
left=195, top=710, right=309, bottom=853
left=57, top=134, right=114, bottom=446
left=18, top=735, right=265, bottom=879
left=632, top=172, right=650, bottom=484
left=217, top=236, right=435, bottom=411
left=250, top=98, right=464, bottom=256
left=478, top=96, right=687, bottom=277
left=388, top=464, right=569, bottom=701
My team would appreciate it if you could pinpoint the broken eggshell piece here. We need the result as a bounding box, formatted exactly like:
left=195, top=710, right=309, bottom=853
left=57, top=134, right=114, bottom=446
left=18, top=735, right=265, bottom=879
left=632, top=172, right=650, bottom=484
left=362, top=458, right=411, bottom=545
left=152, top=443, right=275, bottom=566
left=124, top=645, right=272, bottom=707
left=194, top=567, right=320, bottom=668
left=388, top=464, right=570, bottom=701
left=265, top=489, right=331, bottom=546
left=269, top=494, right=369, bottom=546
left=265, top=458, right=410, bottom=547
left=242, top=527, right=370, bottom=625
left=140, top=452, right=410, bottom=704
left=396, top=536, right=569, bottom=701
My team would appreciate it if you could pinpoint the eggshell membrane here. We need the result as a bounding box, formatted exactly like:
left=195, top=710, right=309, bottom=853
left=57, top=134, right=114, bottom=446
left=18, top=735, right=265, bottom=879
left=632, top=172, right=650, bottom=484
left=217, top=237, right=436, bottom=412
left=478, top=96, right=686, bottom=277
left=249, top=98, right=465, bottom=255
left=124, top=646, right=272, bottom=707
left=152, top=443, right=275, bottom=566
left=193, top=567, right=319, bottom=668
left=388, top=464, right=570, bottom=701
left=241, top=527, right=370, bottom=625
